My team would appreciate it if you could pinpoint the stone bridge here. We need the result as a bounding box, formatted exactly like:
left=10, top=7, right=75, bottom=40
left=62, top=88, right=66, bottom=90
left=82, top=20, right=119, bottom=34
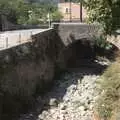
left=52, top=23, right=100, bottom=68
left=52, top=23, right=99, bottom=46
left=0, top=23, right=119, bottom=118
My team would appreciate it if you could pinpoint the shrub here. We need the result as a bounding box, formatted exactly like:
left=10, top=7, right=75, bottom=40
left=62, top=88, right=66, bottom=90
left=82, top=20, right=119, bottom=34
left=96, top=54, right=120, bottom=119
left=94, top=35, right=113, bottom=51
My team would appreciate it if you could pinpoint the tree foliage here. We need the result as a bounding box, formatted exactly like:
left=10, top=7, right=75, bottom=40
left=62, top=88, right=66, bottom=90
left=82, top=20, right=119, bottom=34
left=83, top=0, right=120, bottom=34
left=0, top=0, right=63, bottom=25
left=0, top=0, right=18, bottom=23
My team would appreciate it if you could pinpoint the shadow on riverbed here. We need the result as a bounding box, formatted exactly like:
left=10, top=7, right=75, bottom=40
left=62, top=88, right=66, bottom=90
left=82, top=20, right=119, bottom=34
left=13, top=59, right=109, bottom=120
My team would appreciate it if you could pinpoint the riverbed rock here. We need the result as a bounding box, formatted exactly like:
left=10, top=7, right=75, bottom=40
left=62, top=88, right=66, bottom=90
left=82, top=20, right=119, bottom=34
left=18, top=60, right=110, bottom=120
left=49, top=98, right=58, bottom=107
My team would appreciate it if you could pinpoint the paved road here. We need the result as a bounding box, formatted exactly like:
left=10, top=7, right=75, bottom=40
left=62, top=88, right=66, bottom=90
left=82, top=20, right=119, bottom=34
left=0, top=29, right=50, bottom=50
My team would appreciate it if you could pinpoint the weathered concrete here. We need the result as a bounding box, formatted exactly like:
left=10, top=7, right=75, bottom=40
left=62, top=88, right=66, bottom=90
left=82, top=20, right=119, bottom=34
left=52, top=23, right=99, bottom=46
left=0, top=29, right=63, bottom=96
left=0, top=29, right=50, bottom=50
left=0, top=29, right=64, bottom=118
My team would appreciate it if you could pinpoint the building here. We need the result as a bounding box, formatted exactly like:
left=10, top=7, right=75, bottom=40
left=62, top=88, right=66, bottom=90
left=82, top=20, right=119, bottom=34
left=58, top=1, right=87, bottom=22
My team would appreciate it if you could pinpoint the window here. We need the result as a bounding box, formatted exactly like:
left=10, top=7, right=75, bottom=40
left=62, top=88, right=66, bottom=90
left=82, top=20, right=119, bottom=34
left=65, top=8, right=71, bottom=14
left=66, top=8, right=69, bottom=13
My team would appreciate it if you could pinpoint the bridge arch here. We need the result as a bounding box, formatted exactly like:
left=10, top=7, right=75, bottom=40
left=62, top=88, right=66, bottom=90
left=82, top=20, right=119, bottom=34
left=60, top=38, right=95, bottom=68
left=53, top=23, right=119, bottom=68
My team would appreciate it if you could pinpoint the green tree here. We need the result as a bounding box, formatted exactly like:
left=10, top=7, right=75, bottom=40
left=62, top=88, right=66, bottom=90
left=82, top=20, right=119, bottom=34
left=0, top=0, right=18, bottom=23
left=83, top=0, right=120, bottom=34
left=0, top=0, right=63, bottom=25
left=51, top=11, right=63, bottom=22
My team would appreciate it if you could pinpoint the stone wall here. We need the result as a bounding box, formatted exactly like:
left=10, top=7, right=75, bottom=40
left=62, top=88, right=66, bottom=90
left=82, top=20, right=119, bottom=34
left=52, top=23, right=98, bottom=68
left=52, top=23, right=99, bottom=46
left=0, top=29, right=64, bottom=118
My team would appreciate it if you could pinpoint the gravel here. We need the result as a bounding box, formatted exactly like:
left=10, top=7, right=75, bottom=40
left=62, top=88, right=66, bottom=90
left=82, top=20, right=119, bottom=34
left=18, top=60, right=110, bottom=120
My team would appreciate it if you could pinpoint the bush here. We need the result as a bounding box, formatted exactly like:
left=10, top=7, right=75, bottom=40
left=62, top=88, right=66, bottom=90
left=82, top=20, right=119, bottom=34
left=83, top=0, right=120, bottom=34
left=51, top=11, right=63, bottom=22
left=96, top=54, right=120, bottom=119
left=94, top=35, right=113, bottom=50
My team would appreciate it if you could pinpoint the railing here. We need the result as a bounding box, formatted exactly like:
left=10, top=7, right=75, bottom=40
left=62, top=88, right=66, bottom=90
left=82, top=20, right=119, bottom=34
left=0, top=29, right=48, bottom=50
left=0, top=31, right=32, bottom=50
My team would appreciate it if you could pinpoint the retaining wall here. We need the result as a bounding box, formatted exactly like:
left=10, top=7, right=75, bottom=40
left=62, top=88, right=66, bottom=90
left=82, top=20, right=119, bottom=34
left=0, top=29, right=64, bottom=118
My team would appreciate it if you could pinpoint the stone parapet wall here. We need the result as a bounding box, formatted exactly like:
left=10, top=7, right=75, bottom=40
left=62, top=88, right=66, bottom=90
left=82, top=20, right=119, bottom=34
left=0, top=29, right=64, bottom=97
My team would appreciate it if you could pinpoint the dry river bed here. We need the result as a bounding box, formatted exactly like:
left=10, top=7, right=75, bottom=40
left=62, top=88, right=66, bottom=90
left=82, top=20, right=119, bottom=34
left=18, top=59, right=110, bottom=120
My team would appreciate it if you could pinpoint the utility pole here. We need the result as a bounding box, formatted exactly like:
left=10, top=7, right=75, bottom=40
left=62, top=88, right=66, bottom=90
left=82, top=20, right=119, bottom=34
left=69, top=0, right=72, bottom=22
left=80, top=0, right=82, bottom=22
left=47, top=13, right=51, bottom=28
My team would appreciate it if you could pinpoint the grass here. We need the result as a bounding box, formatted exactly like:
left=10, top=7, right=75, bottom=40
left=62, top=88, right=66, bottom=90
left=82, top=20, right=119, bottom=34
left=96, top=53, right=120, bottom=120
